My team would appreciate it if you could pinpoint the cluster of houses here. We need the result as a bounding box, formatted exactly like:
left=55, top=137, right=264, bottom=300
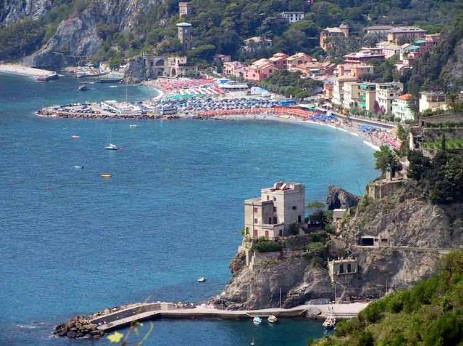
left=223, top=52, right=335, bottom=82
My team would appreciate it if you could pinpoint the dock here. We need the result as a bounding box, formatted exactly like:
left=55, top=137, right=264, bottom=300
left=89, top=302, right=369, bottom=333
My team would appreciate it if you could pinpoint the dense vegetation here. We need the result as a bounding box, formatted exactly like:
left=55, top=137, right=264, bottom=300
left=260, top=70, right=322, bottom=99
left=310, top=250, right=463, bottom=346
left=408, top=150, right=463, bottom=204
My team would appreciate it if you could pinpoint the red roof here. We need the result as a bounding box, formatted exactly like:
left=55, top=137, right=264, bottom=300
left=398, top=93, right=413, bottom=101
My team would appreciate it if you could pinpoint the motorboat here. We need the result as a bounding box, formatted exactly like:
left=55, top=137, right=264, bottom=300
left=252, top=316, right=262, bottom=325
left=322, top=315, right=336, bottom=329
left=71, top=134, right=80, bottom=139
left=78, top=84, right=88, bottom=91
left=100, top=173, right=112, bottom=178
left=250, top=337, right=255, bottom=346
left=197, top=277, right=206, bottom=283
left=74, top=165, right=84, bottom=169
left=267, top=315, right=278, bottom=323
left=129, top=124, right=138, bottom=128
left=105, top=143, right=119, bottom=150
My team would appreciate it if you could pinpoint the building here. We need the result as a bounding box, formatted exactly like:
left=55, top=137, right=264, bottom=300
left=419, top=92, right=448, bottom=113
left=176, top=22, right=192, bottom=50
left=328, top=258, right=358, bottom=283
left=244, top=182, right=305, bottom=240
left=178, top=2, right=192, bottom=17
left=332, top=209, right=346, bottom=223
left=242, top=36, right=272, bottom=52
left=359, top=83, right=377, bottom=112
left=244, top=58, right=278, bottom=82
left=375, top=82, right=403, bottom=114
left=281, top=11, right=305, bottom=23
left=269, top=52, right=288, bottom=70
left=342, top=82, right=364, bottom=109
left=365, top=25, right=395, bottom=39
left=387, top=26, right=426, bottom=44
left=286, top=52, right=315, bottom=71
left=376, top=41, right=402, bottom=59
left=320, top=24, right=350, bottom=51
left=343, top=47, right=385, bottom=64
left=164, top=56, right=197, bottom=77
left=223, top=61, right=245, bottom=78
left=331, top=76, right=357, bottom=107
left=392, top=94, right=415, bottom=121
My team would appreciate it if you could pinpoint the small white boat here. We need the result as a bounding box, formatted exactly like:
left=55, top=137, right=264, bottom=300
left=74, top=165, right=84, bottom=169
left=105, top=143, right=119, bottom=150
left=197, top=277, right=206, bottom=282
left=71, top=134, right=80, bottom=139
left=250, top=337, right=255, bottom=346
left=129, top=124, right=138, bottom=128
left=252, top=316, right=262, bottom=325
left=267, top=315, right=278, bottom=323
left=322, top=315, right=336, bottom=329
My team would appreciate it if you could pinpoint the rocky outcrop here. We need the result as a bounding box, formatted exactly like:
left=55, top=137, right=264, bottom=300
left=21, top=0, right=168, bottom=69
left=0, top=0, right=52, bottom=24
left=326, top=185, right=360, bottom=210
left=212, top=181, right=463, bottom=310
left=54, top=316, right=103, bottom=339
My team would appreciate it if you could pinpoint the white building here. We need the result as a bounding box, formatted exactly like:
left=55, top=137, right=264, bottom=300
left=244, top=182, right=305, bottom=240
left=391, top=94, right=415, bottom=121
left=281, top=11, right=305, bottom=23
left=375, top=82, right=403, bottom=114
left=419, top=91, right=448, bottom=113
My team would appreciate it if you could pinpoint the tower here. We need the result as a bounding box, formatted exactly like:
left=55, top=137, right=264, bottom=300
left=177, top=22, right=192, bottom=50
left=340, top=23, right=350, bottom=38
left=178, top=2, right=192, bottom=17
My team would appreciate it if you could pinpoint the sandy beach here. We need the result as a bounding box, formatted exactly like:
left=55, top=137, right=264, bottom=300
left=0, top=63, right=56, bottom=78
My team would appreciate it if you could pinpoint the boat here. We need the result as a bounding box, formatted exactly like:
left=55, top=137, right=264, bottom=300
left=105, top=129, right=118, bottom=150
left=78, top=84, right=88, bottom=91
left=322, top=315, right=336, bottom=329
left=105, top=143, right=119, bottom=150
left=129, top=124, right=138, bottom=128
left=267, top=315, right=278, bottom=323
left=71, top=135, right=80, bottom=139
left=197, top=277, right=206, bottom=282
left=252, top=316, right=262, bottom=325
left=74, top=165, right=84, bottom=169
left=100, top=173, right=112, bottom=178
left=250, top=337, right=255, bottom=346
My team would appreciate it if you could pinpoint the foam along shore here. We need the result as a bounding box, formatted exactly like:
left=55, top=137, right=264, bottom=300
left=0, top=63, right=57, bottom=79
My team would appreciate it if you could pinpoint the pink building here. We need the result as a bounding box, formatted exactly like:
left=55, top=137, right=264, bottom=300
left=223, top=61, right=245, bottom=78
left=269, top=53, right=288, bottom=70
left=244, top=59, right=278, bottom=81
left=287, top=52, right=315, bottom=71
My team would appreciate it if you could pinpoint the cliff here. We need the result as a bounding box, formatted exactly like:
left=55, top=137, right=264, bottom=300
left=0, top=0, right=52, bottom=25
left=24, top=0, right=168, bottom=69
left=212, top=181, right=463, bottom=310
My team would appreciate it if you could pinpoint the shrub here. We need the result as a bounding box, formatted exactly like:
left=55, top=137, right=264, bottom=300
left=252, top=238, right=282, bottom=253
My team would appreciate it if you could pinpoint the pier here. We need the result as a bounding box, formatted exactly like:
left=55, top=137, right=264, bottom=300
left=88, top=302, right=369, bottom=333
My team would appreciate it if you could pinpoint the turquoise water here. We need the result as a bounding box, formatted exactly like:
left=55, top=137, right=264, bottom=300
left=0, top=74, right=378, bottom=345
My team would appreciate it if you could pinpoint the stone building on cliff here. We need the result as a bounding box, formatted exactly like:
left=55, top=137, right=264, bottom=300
left=244, top=182, right=305, bottom=240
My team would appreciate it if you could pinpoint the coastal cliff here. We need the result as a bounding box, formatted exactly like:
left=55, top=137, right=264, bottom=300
left=0, top=0, right=52, bottom=24
left=24, top=0, right=168, bottom=69
left=212, top=181, right=463, bottom=310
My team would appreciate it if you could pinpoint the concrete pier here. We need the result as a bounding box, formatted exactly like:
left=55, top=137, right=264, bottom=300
left=89, top=302, right=369, bottom=333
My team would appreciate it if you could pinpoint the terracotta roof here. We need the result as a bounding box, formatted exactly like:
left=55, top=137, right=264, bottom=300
left=398, top=93, right=413, bottom=101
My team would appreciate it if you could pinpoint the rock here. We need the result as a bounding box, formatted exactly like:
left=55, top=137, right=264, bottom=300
left=66, top=331, right=77, bottom=338
left=0, top=0, right=52, bottom=25
left=326, top=185, right=360, bottom=210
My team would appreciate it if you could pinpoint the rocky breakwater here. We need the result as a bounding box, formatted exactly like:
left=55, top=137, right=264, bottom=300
left=54, top=316, right=102, bottom=339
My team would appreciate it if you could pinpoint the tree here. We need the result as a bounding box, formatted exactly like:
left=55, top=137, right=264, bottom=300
left=407, top=150, right=431, bottom=181
left=374, top=145, right=400, bottom=175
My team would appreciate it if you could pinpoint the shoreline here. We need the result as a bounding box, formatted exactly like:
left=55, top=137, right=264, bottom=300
left=0, top=63, right=57, bottom=78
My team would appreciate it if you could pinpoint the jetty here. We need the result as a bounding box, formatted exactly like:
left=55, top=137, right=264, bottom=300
left=54, top=301, right=368, bottom=339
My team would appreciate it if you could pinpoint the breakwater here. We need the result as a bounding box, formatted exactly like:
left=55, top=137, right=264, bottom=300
left=54, top=301, right=368, bottom=339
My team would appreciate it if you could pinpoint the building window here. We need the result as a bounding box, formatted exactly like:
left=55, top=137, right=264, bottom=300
left=267, top=195, right=270, bottom=201
left=268, top=217, right=272, bottom=224
left=253, top=207, right=258, bottom=212
left=254, top=218, right=258, bottom=224
left=339, top=264, right=344, bottom=274
left=273, top=216, right=277, bottom=224
left=273, top=207, right=277, bottom=212
left=273, top=197, right=277, bottom=201
left=347, top=263, right=352, bottom=273
left=292, top=206, right=297, bottom=210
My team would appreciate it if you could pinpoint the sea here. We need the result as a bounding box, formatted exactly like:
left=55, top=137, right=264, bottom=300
left=0, top=73, right=378, bottom=346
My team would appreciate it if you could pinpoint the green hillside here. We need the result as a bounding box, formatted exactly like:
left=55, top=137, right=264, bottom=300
left=310, top=250, right=463, bottom=346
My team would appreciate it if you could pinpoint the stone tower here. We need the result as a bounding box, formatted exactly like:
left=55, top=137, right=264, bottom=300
left=340, top=23, right=350, bottom=38
left=177, top=22, right=192, bottom=50
left=178, top=2, right=192, bottom=17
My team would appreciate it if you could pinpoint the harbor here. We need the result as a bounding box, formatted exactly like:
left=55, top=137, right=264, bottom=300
left=54, top=301, right=369, bottom=339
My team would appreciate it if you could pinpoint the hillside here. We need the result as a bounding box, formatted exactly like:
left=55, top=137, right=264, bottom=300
left=211, top=151, right=463, bottom=310
left=310, top=250, right=463, bottom=346
left=1, top=0, right=463, bottom=71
